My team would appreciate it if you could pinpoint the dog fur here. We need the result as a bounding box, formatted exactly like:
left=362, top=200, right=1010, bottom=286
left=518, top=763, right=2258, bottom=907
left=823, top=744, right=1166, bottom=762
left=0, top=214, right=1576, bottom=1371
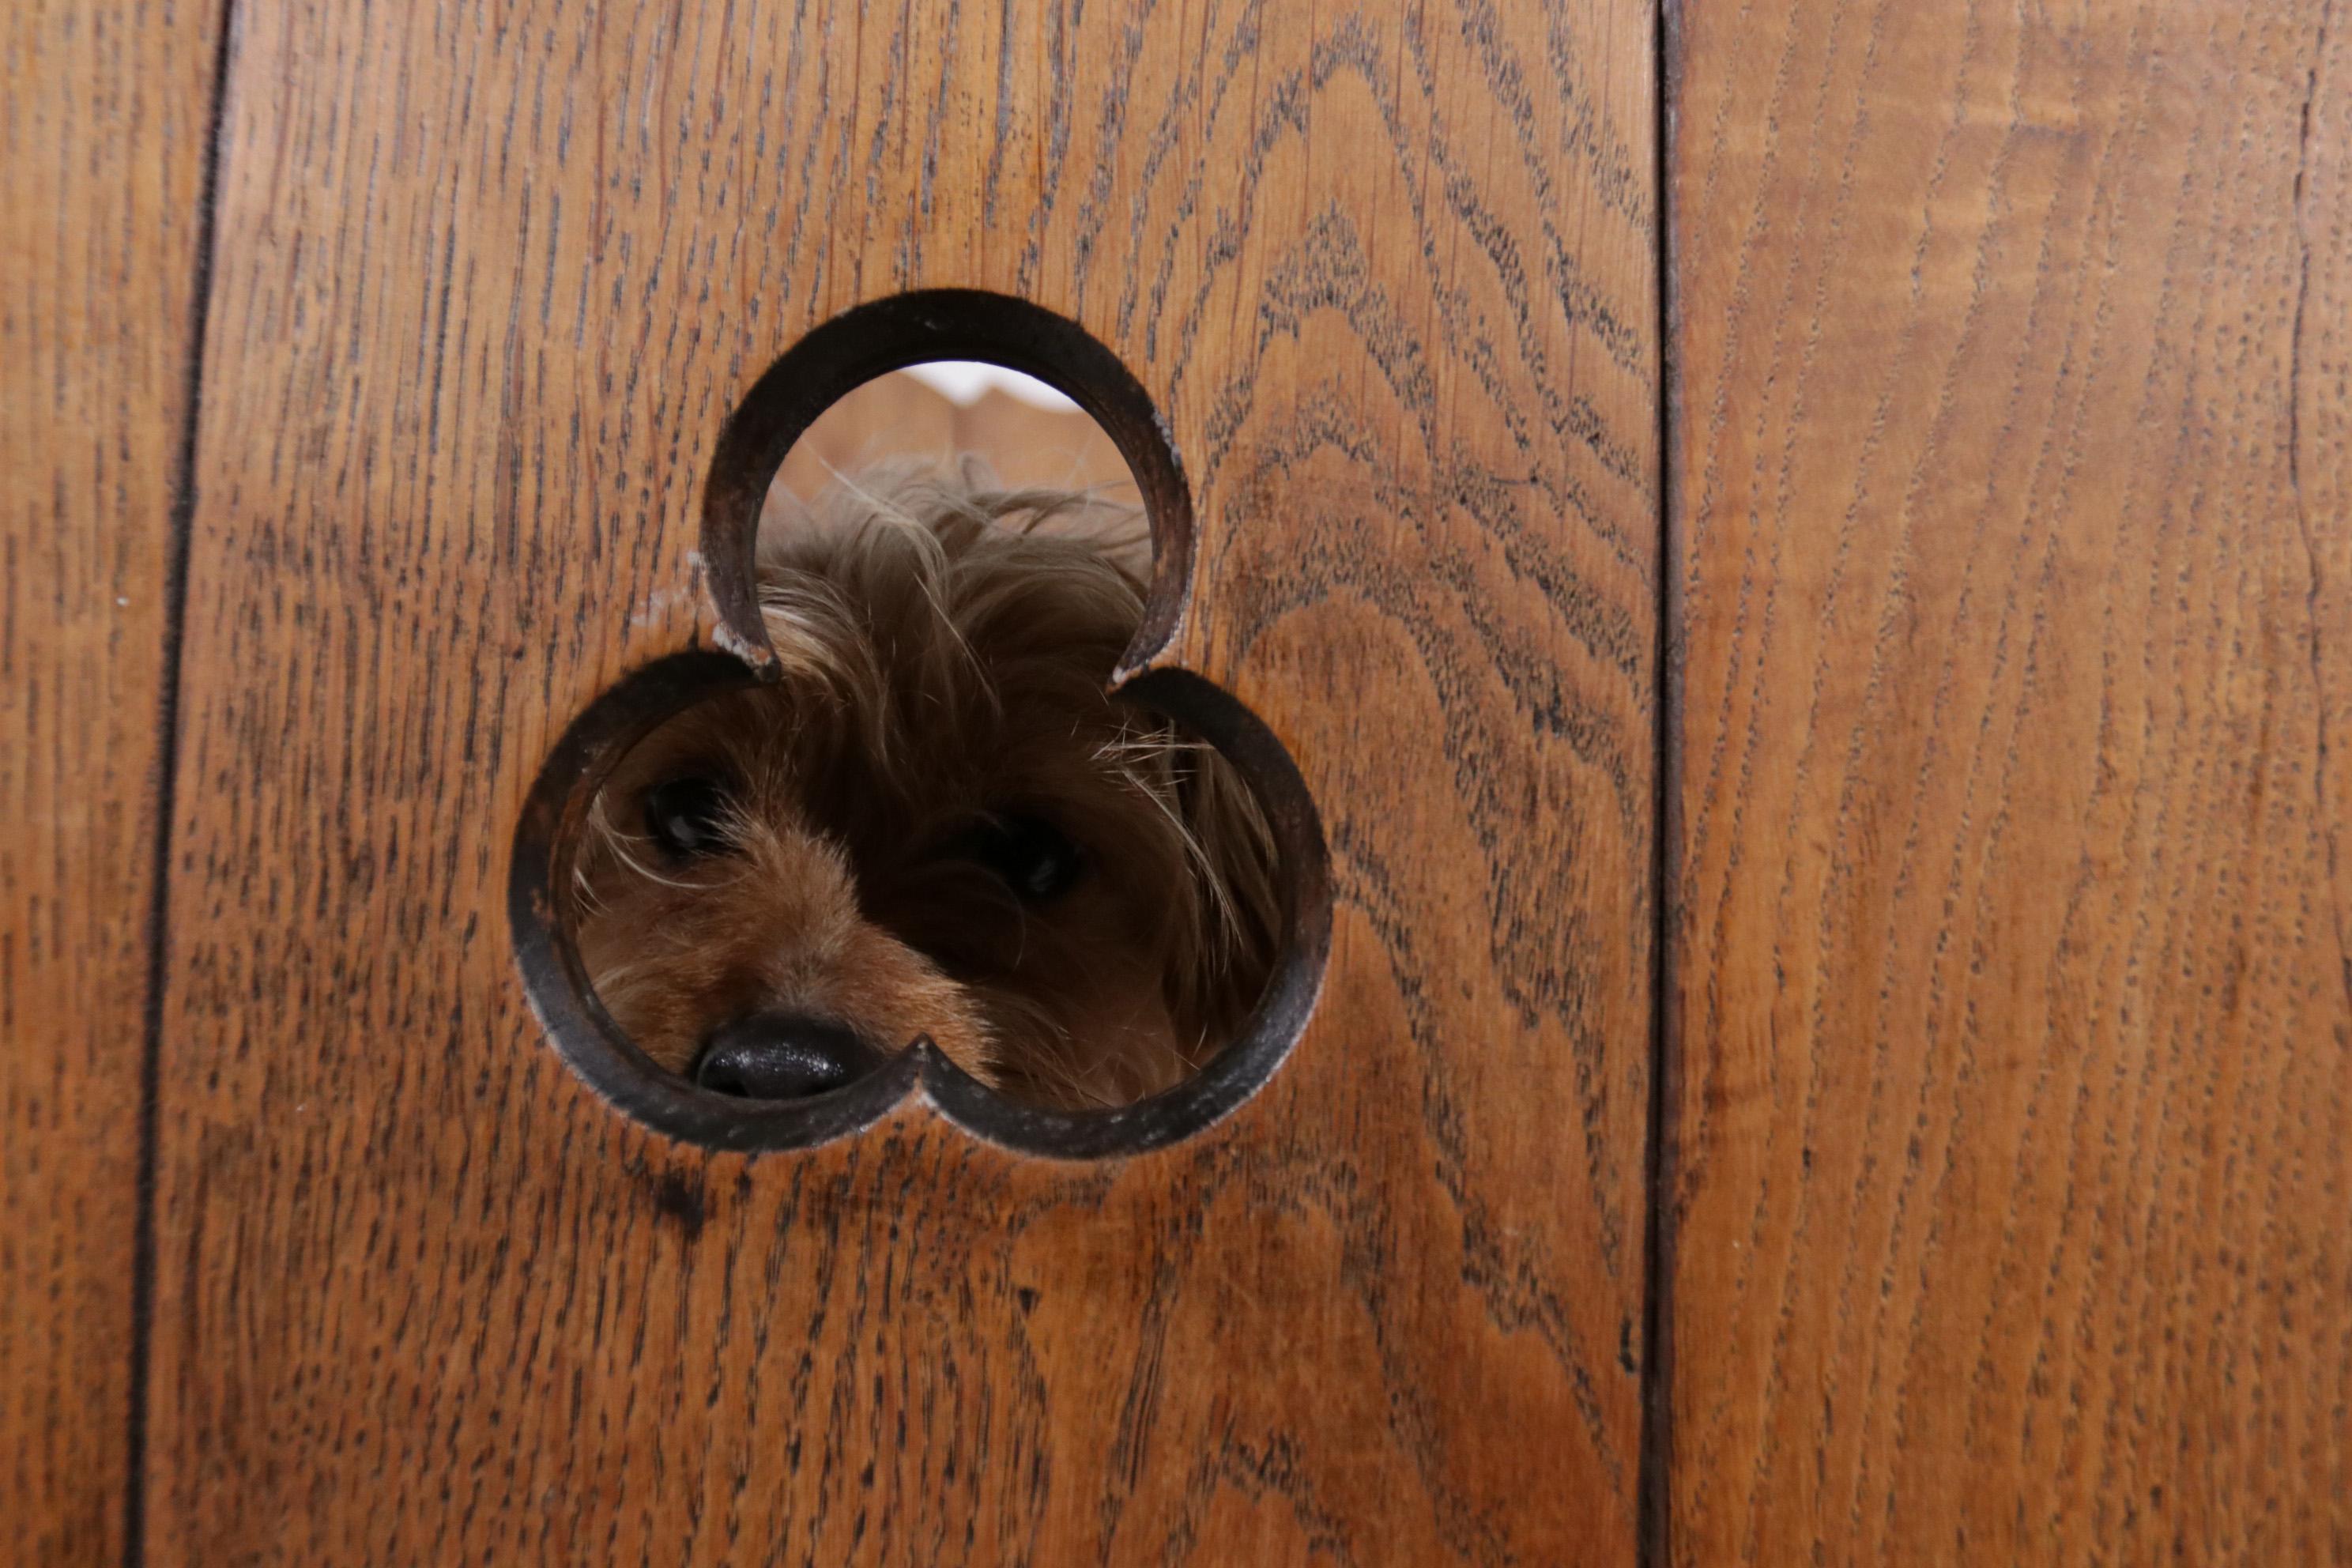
left=570, top=462, right=1278, bottom=1109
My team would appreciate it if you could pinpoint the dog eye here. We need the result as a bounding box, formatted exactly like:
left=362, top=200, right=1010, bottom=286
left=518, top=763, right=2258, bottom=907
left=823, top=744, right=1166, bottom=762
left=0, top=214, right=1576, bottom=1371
left=952, top=813, right=1084, bottom=903
left=644, top=776, right=733, bottom=860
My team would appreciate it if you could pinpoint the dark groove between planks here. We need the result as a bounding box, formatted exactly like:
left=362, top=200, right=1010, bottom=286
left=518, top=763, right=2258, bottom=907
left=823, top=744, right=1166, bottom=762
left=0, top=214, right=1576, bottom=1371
left=125, top=5, right=239, bottom=1564
left=1637, top=2, right=1683, bottom=1566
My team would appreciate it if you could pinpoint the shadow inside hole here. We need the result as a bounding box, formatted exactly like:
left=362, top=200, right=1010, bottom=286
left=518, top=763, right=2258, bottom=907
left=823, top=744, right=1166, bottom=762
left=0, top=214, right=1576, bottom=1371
left=512, top=292, right=1328, bottom=1156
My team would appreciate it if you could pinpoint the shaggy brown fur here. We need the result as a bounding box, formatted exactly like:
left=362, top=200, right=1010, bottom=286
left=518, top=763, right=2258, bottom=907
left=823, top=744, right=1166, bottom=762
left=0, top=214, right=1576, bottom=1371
left=570, top=462, right=1278, bottom=1109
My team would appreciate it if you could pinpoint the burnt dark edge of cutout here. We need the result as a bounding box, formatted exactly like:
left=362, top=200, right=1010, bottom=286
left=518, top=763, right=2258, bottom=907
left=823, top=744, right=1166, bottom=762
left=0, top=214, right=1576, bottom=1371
left=509, top=292, right=1328, bottom=1158
left=930, top=666, right=1329, bottom=1159
left=509, top=650, right=927, bottom=1153
left=703, top=289, right=1194, bottom=680
left=509, top=658, right=1329, bottom=1157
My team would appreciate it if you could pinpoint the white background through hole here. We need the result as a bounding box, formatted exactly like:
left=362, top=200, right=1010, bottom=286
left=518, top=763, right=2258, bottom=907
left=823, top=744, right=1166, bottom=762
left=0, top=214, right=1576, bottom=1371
left=899, top=360, right=1080, bottom=411
left=772, top=361, right=1132, bottom=504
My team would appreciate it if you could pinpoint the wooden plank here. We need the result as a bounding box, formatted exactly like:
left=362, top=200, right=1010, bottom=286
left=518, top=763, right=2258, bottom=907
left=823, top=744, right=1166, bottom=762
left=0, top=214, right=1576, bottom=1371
left=1664, top=2, right=2352, bottom=1561
left=151, top=2, right=1657, bottom=1561
left=0, top=1, right=221, bottom=1560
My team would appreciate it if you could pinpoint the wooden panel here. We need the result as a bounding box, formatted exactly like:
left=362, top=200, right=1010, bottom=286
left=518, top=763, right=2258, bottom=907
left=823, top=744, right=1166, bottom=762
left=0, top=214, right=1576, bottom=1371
left=1666, top=2, right=2352, bottom=1562
left=0, top=1, right=220, bottom=1560
left=153, top=2, right=1657, bottom=1562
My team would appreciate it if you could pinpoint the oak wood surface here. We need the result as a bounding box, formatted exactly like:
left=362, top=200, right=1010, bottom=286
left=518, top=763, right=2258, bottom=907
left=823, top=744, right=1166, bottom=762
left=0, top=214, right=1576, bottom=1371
left=0, top=1, right=221, bottom=1560
left=150, top=2, right=1657, bottom=1562
left=1665, top=2, right=2352, bottom=1561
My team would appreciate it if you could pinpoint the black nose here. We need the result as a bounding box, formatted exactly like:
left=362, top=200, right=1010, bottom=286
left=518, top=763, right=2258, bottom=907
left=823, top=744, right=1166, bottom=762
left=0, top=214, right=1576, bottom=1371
left=692, top=1012, right=887, bottom=1099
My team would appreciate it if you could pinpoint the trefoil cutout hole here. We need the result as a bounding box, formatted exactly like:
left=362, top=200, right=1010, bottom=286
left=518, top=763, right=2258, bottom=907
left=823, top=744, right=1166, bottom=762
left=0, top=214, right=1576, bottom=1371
left=513, top=293, right=1329, bottom=1157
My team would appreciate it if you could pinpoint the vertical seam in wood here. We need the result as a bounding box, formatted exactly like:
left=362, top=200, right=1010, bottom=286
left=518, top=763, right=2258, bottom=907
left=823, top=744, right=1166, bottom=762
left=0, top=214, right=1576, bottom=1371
left=126, top=6, right=238, bottom=1563
left=1638, top=2, right=1682, bottom=1565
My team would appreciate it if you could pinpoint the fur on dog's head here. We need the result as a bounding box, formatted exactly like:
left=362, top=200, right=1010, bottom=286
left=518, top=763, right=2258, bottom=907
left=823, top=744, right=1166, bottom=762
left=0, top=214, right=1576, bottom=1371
left=570, top=461, right=1278, bottom=1109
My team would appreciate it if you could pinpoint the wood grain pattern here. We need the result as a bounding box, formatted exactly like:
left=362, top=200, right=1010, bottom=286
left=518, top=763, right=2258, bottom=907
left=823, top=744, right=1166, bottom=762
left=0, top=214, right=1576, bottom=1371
left=0, top=1, right=220, bottom=1560
left=1664, top=1, right=2352, bottom=1561
left=150, top=2, right=1656, bottom=1561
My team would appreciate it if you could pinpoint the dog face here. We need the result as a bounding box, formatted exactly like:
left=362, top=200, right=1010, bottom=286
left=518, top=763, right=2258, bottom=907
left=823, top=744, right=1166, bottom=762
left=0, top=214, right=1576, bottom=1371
left=569, top=466, right=1277, bottom=1110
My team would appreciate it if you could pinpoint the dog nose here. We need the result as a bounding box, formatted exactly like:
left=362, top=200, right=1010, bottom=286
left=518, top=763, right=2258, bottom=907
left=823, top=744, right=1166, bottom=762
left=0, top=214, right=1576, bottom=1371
left=692, top=1012, right=887, bottom=1099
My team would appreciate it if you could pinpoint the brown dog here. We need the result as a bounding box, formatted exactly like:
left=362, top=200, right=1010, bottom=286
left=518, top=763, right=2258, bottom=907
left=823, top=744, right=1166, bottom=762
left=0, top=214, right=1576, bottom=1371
left=570, top=462, right=1277, bottom=1109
